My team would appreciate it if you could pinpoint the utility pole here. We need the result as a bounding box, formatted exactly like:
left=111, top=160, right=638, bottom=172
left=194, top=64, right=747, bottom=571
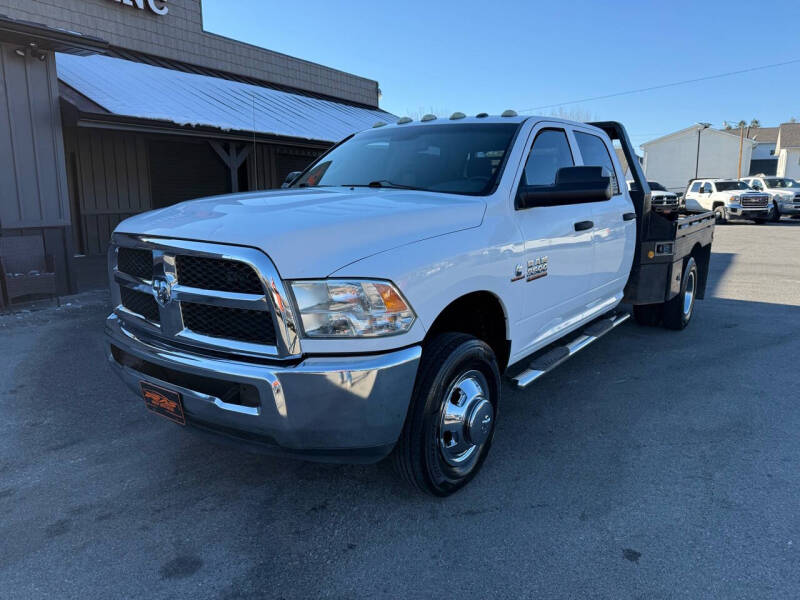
left=737, top=124, right=744, bottom=179
left=695, top=122, right=711, bottom=179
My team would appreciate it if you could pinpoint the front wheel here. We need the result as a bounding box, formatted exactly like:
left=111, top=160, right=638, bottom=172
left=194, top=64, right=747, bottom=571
left=662, top=257, right=698, bottom=330
left=714, top=206, right=728, bottom=224
left=769, top=203, right=781, bottom=222
left=392, top=333, right=500, bottom=496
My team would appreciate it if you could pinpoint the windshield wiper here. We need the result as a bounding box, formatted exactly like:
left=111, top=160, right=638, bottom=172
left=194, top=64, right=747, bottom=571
left=341, top=180, right=425, bottom=191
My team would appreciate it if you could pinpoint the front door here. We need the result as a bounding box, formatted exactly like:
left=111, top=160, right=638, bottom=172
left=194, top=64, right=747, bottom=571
left=511, top=125, right=597, bottom=358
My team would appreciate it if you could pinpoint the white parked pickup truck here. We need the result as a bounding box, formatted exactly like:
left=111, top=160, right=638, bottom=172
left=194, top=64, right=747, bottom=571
left=741, top=175, right=800, bottom=221
left=627, top=180, right=679, bottom=216
left=105, top=116, right=714, bottom=495
left=683, top=178, right=771, bottom=224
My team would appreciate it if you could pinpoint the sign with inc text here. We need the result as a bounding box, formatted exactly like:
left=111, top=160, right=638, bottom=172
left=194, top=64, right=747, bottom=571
left=110, top=0, right=168, bottom=16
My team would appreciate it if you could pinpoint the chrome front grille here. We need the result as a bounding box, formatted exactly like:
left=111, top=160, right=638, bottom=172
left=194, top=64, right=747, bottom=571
left=175, top=255, right=263, bottom=294
left=118, top=247, right=153, bottom=280
left=109, top=235, right=300, bottom=359
left=120, top=287, right=160, bottom=323
left=181, top=302, right=276, bottom=345
left=741, top=195, right=768, bottom=208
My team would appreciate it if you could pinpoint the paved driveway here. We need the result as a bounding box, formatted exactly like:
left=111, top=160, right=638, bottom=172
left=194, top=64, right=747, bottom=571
left=2, top=221, right=799, bottom=599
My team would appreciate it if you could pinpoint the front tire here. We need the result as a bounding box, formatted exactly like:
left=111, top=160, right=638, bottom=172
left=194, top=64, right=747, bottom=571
left=662, top=257, right=698, bottom=330
left=392, top=333, right=500, bottom=496
left=769, top=202, right=781, bottom=222
left=714, top=206, right=728, bottom=224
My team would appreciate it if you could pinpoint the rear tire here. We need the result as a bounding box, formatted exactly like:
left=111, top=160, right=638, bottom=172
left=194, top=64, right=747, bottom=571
left=633, top=303, right=663, bottom=326
left=392, top=333, right=500, bottom=496
left=662, top=257, right=698, bottom=330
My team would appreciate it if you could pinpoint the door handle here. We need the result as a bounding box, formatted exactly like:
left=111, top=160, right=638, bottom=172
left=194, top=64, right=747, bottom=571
left=623, top=212, right=636, bottom=221
left=574, top=220, right=594, bottom=231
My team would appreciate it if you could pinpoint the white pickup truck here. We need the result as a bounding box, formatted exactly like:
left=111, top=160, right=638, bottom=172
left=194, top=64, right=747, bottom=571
left=105, top=116, right=714, bottom=495
left=741, top=175, right=800, bottom=221
left=683, top=178, right=771, bottom=224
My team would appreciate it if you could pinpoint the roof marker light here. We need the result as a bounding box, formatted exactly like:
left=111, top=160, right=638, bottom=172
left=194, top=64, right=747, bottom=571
left=501, top=109, right=518, bottom=117
left=476, top=112, right=489, bottom=118
left=373, top=121, right=387, bottom=128
left=449, top=112, right=466, bottom=120
left=421, top=114, right=437, bottom=122
left=397, top=116, right=413, bottom=124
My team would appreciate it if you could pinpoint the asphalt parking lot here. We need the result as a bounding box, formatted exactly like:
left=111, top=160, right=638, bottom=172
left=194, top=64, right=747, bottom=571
left=2, top=221, right=799, bottom=599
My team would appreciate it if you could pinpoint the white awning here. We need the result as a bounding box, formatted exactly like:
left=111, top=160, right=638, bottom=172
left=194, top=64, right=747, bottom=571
left=56, top=53, right=395, bottom=143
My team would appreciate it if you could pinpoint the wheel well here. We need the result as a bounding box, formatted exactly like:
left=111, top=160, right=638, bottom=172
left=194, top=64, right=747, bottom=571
left=425, top=292, right=510, bottom=372
left=712, top=201, right=724, bottom=209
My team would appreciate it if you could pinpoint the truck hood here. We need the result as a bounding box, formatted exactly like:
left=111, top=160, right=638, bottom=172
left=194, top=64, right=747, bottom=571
left=114, top=188, right=485, bottom=278
left=729, top=191, right=768, bottom=198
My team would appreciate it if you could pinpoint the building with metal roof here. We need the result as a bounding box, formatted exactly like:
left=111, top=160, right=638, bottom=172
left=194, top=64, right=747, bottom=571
left=0, top=1, right=394, bottom=302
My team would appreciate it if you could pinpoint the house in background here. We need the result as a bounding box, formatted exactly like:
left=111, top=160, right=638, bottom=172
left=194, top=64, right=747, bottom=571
left=641, top=124, right=756, bottom=193
left=775, top=123, right=800, bottom=179
left=743, top=127, right=779, bottom=175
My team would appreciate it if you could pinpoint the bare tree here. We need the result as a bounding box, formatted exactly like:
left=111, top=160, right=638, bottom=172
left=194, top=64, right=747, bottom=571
left=548, top=106, right=595, bottom=122
left=403, top=106, right=453, bottom=121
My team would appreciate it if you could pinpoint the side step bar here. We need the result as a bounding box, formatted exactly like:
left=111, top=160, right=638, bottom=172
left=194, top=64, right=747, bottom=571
left=512, top=312, right=630, bottom=389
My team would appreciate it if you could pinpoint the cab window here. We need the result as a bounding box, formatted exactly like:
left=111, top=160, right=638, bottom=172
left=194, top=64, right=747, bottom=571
left=521, top=129, right=574, bottom=187
left=702, top=182, right=713, bottom=193
left=690, top=182, right=701, bottom=193
left=574, top=131, right=619, bottom=195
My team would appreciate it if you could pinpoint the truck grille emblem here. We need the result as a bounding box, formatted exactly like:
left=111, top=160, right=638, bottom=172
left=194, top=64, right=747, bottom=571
left=152, top=278, right=173, bottom=307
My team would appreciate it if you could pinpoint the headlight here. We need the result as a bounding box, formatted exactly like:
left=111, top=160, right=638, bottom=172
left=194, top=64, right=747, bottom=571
left=289, top=279, right=415, bottom=338
left=729, top=196, right=737, bottom=203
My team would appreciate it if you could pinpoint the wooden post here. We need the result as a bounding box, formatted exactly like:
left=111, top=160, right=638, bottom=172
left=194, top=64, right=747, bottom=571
left=738, top=126, right=744, bottom=179
left=210, top=141, right=253, bottom=193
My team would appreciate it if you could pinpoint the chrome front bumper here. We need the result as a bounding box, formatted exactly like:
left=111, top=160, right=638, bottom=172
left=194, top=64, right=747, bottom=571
left=726, top=203, right=769, bottom=220
left=779, top=202, right=800, bottom=215
left=105, top=315, right=421, bottom=463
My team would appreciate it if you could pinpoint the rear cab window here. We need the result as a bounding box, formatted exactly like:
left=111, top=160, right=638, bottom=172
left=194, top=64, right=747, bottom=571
left=573, top=131, right=620, bottom=195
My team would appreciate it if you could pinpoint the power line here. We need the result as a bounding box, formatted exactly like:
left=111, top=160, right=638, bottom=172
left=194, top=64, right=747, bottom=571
left=518, top=58, right=800, bottom=113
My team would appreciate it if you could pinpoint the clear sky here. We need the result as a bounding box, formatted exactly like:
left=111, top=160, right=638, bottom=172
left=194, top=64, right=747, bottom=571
left=201, top=0, right=800, bottom=149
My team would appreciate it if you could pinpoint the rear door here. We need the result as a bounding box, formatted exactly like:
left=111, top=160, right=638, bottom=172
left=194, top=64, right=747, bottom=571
left=511, top=123, right=598, bottom=356
left=571, top=127, right=636, bottom=296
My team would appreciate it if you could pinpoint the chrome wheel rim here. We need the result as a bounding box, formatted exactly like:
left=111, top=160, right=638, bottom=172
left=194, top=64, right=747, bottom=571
left=438, top=370, right=493, bottom=466
left=683, top=269, right=696, bottom=318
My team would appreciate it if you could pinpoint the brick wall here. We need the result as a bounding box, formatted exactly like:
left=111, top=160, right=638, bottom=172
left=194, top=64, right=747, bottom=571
left=0, top=0, right=379, bottom=106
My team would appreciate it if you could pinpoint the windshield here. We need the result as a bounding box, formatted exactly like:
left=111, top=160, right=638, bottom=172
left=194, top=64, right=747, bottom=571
left=764, top=178, right=800, bottom=189
left=292, top=123, right=520, bottom=195
left=715, top=181, right=750, bottom=191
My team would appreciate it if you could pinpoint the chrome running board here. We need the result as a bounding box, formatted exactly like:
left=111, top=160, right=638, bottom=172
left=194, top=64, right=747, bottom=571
left=512, top=312, right=630, bottom=389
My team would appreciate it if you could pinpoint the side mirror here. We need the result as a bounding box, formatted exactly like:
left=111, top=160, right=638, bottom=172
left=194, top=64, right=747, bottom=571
left=518, top=166, right=612, bottom=208
left=281, top=171, right=303, bottom=188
